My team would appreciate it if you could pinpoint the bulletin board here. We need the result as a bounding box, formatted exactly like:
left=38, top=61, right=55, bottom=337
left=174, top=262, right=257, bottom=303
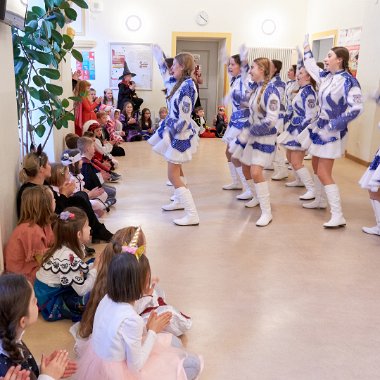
left=337, top=27, right=362, bottom=77
left=110, top=43, right=153, bottom=90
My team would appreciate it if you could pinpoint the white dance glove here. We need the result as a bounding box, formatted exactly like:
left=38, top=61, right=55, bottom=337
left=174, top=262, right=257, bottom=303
left=239, top=44, right=248, bottom=63
left=296, top=45, right=303, bottom=61
left=152, top=44, right=164, bottom=64
left=303, top=34, right=310, bottom=49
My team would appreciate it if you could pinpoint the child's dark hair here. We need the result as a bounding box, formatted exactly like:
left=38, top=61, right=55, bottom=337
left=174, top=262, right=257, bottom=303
left=194, top=106, right=204, bottom=114
left=139, top=254, right=151, bottom=293
left=65, top=133, right=79, bottom=149
left=83, top=131, right=95, bottom=139
left=231, top=54, right=242, bottom=66
left=140, top=108, right=152, bottom=129
left=291, top=64, right=297, bottom=74
left=272, top=59, right=283, bottom=74
left=19, top=185, right=55, bottom=227
left=0, top=274, right=32, bottom=363
left=43, top=207, right=88, bottom=263
left=107, top=254, right=142, bottom=303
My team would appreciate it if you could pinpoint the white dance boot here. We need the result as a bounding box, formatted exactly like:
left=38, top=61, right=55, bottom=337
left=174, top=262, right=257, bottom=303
left=236, top=167, right=253, bottom=200
left=362, top=199, right=380, bottom=235
left=254, top=181, right=272, bottom=226
left=162, top=191, right=184, bottom=211
left=271, top=145, right=288, bottom=180
left=285, top=166, right=305, bottom=187
left=323, top=184, right=346, bottom=228
left=245, top=180, right=259, bottom=208
left=303, top=175, right=327, bottom=209
left=297, top=167, right=315, bottom=200
left=223, top=162, right=243, bottom=190
left=173, top=187, right=199, bottom=226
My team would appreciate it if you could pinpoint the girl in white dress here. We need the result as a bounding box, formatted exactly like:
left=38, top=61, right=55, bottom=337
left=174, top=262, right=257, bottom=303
left=300, top=35, right=363, bottom=227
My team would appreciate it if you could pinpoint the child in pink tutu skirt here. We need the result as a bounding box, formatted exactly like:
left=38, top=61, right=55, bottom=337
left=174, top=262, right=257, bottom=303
left=74, top=250, right=202, bottom=380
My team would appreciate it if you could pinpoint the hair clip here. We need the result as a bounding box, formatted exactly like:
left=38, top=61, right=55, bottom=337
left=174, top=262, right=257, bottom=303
left=60, top=211, right=75, bottom=221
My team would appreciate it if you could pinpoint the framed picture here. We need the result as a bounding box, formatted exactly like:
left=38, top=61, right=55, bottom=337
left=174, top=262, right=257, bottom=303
left=110, top=43, right=153, bottom=90
left=70, top=4, right=86, bottom=36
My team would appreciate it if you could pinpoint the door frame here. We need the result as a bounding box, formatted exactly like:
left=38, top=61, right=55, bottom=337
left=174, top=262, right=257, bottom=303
left=172, top=32, right=232, bottom=99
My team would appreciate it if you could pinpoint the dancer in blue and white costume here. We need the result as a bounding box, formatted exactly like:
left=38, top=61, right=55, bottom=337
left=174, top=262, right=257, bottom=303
left=300, top=35, right=363, bottom=227
left=222, top=47, right=253, bottom=201
left=230, top=58, right=281, bottom=226
left=149, top=47, right=200, bottom=226
left=270, top=60, right=288, bottom=181
left=279, top=50, right=318, bottom=201
left=359, top=91, right=380, bottom=235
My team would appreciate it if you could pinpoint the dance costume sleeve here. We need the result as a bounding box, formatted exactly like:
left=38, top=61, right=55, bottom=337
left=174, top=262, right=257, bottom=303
left=120, top=316, right=157, bottom=372
left=299, top=87, right=318, bottom=129
left=304, top=50, right=326, bottom=86
left=328, top=76, right=363, bottom=131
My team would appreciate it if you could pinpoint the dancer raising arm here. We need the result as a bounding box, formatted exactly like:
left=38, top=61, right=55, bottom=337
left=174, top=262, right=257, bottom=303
left=301, top=35, right=363, bottom=227
left=149, top=46, right=200, bottom=226
left=230, top=58, right=281, bottom=226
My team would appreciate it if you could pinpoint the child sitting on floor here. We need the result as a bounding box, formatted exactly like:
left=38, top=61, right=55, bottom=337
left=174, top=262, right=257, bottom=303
left=5, top=186, right=55, bottom=283
left=193, top=106, right=216, bottom=138
left=213, top=105, right=228, bottom=138
left=140, top=108, right=154, bottom=140
left=0, top=273, right=77, bottom=379
left=34, top=207, right=99, bottom=322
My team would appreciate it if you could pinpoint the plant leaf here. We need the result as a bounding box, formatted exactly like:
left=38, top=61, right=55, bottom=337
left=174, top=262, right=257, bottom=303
left=29, top=87, right=41, bottom=101
left=14, top=57, right=29, bottom=76
left=32, top=75, right=46, bottom=87
left=64, top=7, right=77, bottom=21
left=51, top=29, right=63, bottom=44
left=61, top=98, right=70, bottom=108
left=41, top=20, right=52, bottom=39
left=39, top=68, right=61, bottom=80
left=35, top=124, right=46, bottom=138
left=46, top=83, right=64, bottom=96
left=70, top=0, right=88, bottom=9
left=53, top=11, right=65, bottom=27
left=39, top=90, right=51, bottom=101
left=44, top=0, right=54, bottom=10
left=71, top=49, right=83, bottom=62
left=28, top=50, right=52, bottom=65
left=31, top=6, right=46, bottom=17
left=68, top=96, right=82, bottom=102
left=24, top=20, right=38, bottom=33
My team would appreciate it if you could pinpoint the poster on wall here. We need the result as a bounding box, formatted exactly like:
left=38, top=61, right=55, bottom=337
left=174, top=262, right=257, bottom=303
left=74, top=51, right=96, bottom=80
left=337, top=27, right=362, bottom=77
left=110, top=43, right=152, bottom=90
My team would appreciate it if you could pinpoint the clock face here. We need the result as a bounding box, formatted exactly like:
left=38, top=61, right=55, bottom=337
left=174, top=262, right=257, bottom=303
left=126, top=15, right=142, bottom=31
left=196, top=11, right=209, bottom=26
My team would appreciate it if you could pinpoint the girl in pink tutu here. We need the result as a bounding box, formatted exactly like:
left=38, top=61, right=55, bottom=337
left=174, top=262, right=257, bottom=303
left=74, top=251, right=202, bottom=380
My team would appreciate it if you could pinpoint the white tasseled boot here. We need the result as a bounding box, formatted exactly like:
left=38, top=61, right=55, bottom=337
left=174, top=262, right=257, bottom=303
left=285, top=166, right=305, bottom=187
left=236, top=166, right=253, bottom=200
left=296, top=167, right=315, bottom=200
left=254, top=181, right=272, bottom=226
left=173, top=187, right=200, bottom=226
left=271, top=146, right=288, bottom=180
left=245, top=180, right=259, bottom=208
left=223, top=162, right=243, bottom=190
left=362, top=199, right=380, bottom=235
left=323, top=184, right=346, bottom=228
left=302, top=175, right=328, bottom=209
left=162, top=189, right=185, bottom=211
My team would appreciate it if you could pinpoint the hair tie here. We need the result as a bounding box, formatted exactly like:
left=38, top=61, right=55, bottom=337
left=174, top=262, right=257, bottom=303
left=60, top=211, right=75, bottom=221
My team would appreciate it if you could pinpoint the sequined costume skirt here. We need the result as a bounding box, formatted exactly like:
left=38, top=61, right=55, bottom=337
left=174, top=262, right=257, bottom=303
left=359, top=149, right=380, bottom=192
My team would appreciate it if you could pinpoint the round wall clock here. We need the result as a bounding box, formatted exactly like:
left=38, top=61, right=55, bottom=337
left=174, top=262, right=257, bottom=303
left=196, top=11, right=209, bottom=26
left=126, top=15, right=142, bottom=31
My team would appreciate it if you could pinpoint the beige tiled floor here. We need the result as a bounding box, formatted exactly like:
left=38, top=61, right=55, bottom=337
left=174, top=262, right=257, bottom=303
left=25, top=139, right=380, bottom=379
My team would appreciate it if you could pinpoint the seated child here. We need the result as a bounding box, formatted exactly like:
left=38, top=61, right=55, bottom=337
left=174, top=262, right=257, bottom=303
left=129, top=80, right=144, bottom=112
left=193, top=106, right=216, bottom=138
left=0, top=273, right=77, bottom=379
left=110, top=108, right=124, bottom=137
left=61, top=149, right=114, bottom=217
left=77, top=137, right=117, bottom=207
left=96, top=110, right=125, bottom=156
left=75, top=226, right=191, bottom=349
left=34, top=207, right=99, bottom=322
left=74, top=252, right=202, bottom=380
left=154, top=106, right=168, bottom=131
left=65, top=131, right=121, bottom=182
left=121, top=101, right=142, bottom=142
left=213, top=105, right=228, bottom=138
left=140, top=108, right=154, bottom=140
left=5, top=186, right=55, bottom=283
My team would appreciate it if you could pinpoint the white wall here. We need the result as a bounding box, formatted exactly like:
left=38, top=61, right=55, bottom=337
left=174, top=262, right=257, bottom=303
left=307, top=0, right=380, bottom=162
left=0, top=22, right=23, bottom=271
left=77, top=0, right=308, bottom=117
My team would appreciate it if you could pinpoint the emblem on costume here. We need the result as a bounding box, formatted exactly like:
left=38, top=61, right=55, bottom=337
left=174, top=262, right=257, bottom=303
left=269, top=99, right=278, bottom=111
left=182, top=101, right=190, bottom=114
left=307, top=99, right=316, bottom=108
left=353, top=94, right=362, bottom=104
